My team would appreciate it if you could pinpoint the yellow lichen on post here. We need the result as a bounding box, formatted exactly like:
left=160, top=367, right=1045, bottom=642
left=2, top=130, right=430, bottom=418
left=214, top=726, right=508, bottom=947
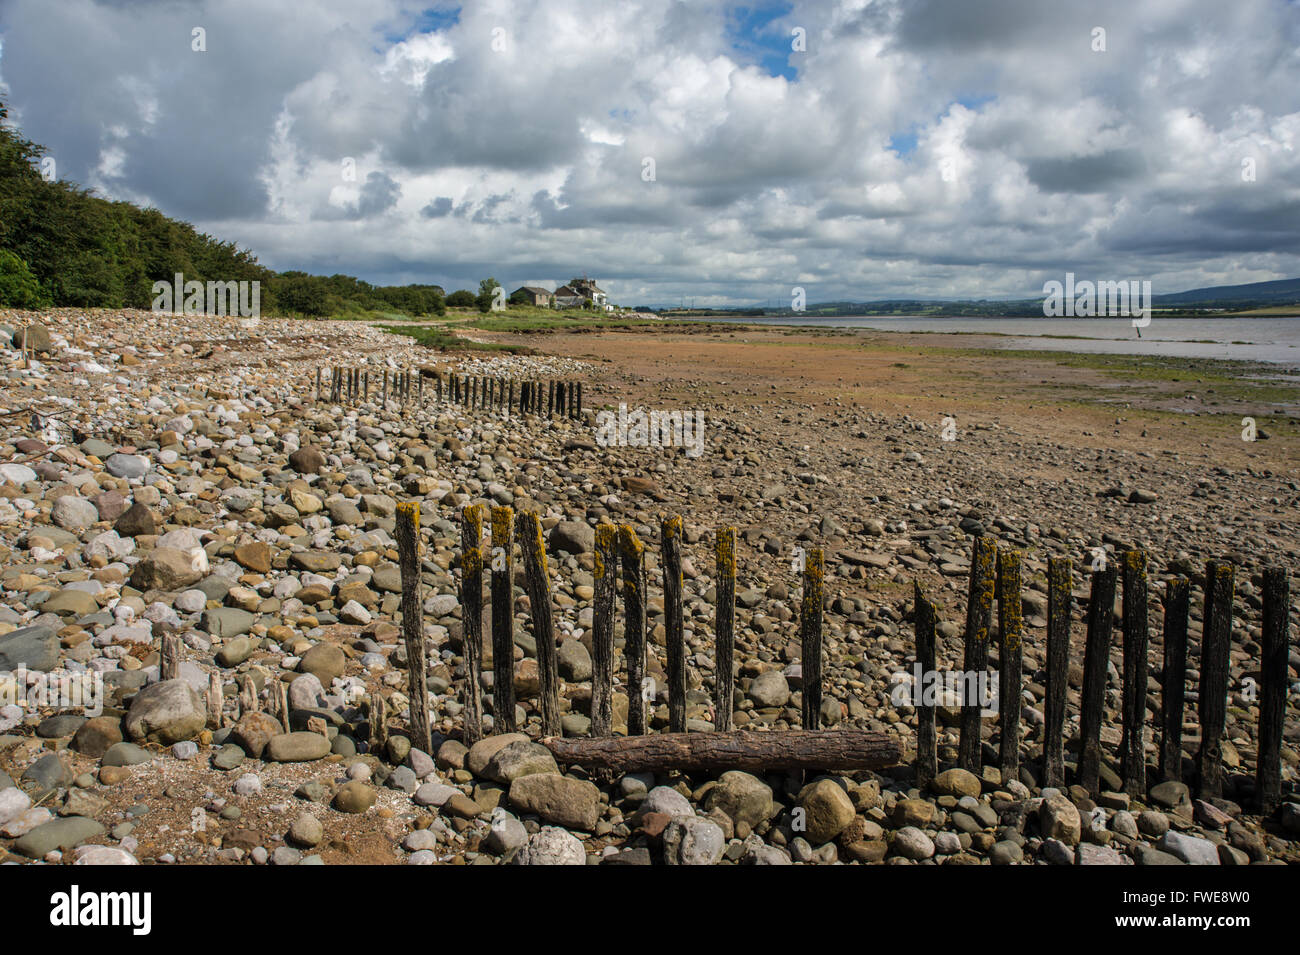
left=462, top=504, right=483, bottom=575
left=715, top=525, right=736, bottom=575
left=999, top=549, right=1023, bottom=651
left=618, top=524, right=643, bottom=559
left=523, top=511, right=548, bottom=577
left=971, top=537, right=997, bottom=644
left=397, top=501, right=420, bottom=554
left=491, top=505, right=512, bottom=546
left=594, top=524, right=615, bottom=579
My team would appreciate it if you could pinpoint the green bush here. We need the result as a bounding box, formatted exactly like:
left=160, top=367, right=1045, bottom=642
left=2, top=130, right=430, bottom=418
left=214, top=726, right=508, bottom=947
left=0, top=249, right=50, bottom=308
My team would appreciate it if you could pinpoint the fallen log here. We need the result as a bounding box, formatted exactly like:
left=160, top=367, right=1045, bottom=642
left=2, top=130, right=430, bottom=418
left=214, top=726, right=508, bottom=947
left=541, top=728, right=901, bottom=774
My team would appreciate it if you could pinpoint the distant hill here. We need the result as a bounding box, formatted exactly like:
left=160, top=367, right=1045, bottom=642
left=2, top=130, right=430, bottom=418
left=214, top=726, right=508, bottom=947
left=1153, top=277, right=1300, bottom=305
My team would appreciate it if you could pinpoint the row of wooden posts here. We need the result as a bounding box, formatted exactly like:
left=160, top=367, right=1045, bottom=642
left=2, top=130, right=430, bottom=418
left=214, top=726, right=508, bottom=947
left=315, top=366, right=583, bottom=420
left=374, top=504, right=1290, bottom=815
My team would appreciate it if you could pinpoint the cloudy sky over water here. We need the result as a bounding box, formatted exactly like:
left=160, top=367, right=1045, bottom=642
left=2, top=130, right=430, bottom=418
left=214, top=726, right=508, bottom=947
left=1, top=0, right=1299, bottom=306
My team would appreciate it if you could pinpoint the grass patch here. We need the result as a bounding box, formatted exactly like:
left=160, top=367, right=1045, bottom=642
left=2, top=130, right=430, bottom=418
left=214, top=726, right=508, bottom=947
left=379, top=324, right=533, bottom=354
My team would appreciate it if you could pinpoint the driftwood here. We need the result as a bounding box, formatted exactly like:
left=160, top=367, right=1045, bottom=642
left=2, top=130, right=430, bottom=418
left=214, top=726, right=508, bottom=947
left=541, top=728, right=900, bottom=774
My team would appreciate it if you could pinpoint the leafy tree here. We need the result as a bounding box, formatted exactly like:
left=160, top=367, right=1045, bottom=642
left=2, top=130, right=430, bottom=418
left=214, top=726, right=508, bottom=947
left=446, top=289, right=476, bottom=308
left=475, top=277, right=501, bottom=313
left=0, top=249, right=49, bottom=307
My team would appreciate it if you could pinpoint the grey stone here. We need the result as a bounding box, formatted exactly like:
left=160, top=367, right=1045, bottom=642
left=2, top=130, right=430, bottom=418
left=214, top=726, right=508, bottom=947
left=662, top=816, right=725, bottom=865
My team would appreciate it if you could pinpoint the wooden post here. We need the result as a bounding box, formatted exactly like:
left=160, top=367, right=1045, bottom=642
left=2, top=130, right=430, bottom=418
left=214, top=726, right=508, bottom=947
left=396, top=502, right=431, bottom=755
left=490, top=506, right=516, bottom=734
left=544, top=728, right=901, bottom=775
left=1198, top=559, right=1234, bottom=799
left=316, top=367, right=322, bottom=402
left=459, top=505, right=486, bottom=747
left=714, top=526, right=737, bottom=733
left=1159, top=576, right=1190, bottom=782
left=508, top=380, right=515, bottom=415
left=619, top=525, right=648, bottom=735
left=207, top=672, right=225, bottom=729
left=369, top=692, right=387, bottom=752
left=800, top=546, right=825, bottom=730
left=958, top=536, right=997, bottom=771
left=577, top=382, right=583, bottom=418
left=997, top=548, right=1023, bottom=782
left=382, top=370, right=388, bottom=405
left=1078, top=564, right=1118, bottom=797
left=591, top=524, right=617, bottom=737
left=548, top=380, right=556, bottom=417
left=239, top=674, right=258, bottom=715
left=1257, top=566, right=1290, bottom=814
left=914, top=580, right=938, bottom=791
left=662, top=516, right=687, bottom=733
left=1044, top=557, right=1072, bottom=789
left=1120, top=549, right=1150, bottom=796
left=160, top=632, right=181, bottom=682
left=273, top=679, right=290, bottom=732
left=517, top=510, right=561, bottom=737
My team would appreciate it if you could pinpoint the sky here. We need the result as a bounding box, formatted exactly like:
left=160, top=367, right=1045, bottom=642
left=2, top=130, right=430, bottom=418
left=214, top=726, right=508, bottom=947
left=1, top=0, right=1298, bottom=307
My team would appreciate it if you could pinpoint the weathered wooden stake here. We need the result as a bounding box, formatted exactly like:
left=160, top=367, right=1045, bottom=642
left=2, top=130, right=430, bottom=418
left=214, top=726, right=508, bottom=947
left=1078, top=563, right=1118, bottom=797
left=714, top=526, right=737, bottom=733
left=517, top=510, right=560, bottom=737
left=591, top=524, right=617, bottom=737
left=662, top=516, right=687, bottom=733
left=369, top=692, right=387, bottom=751
left=490, top=506, right=516, bottom=734
left=239, top=674, right=259, bottom=715
left=1257, top=566, right=1290, bottom=814
left=914, top=580, right=938, bottom=790
left=619, top=524, right=648, bottom=735
left=1158, top=577, right=1190, bottom=782
left=207, top=672, right=225, bottom=729
left=1197, top=559, right=1234, bottom=798
left=959, top=536, right=997, bottom=771
left=459, top=504, right=486, bottom=746
left=160, top=632, right=182, bottom=681
left=396, top=502, right=431, bottom=755
left=997, top=548, right=1023, bottom=782
left=1044, top=557, right=1072, bottom=789
left=800, top=546, right=825, bottom=730
left=1120, top=549, right=1150, bottom=796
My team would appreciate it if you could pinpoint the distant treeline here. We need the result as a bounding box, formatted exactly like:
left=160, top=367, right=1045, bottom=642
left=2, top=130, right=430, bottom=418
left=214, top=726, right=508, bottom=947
left=0, top=102, right=445, bottom=317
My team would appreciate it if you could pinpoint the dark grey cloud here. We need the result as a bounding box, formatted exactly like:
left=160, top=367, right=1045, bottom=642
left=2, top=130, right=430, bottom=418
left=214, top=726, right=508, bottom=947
left=0, top=0, right=1297, bottom=305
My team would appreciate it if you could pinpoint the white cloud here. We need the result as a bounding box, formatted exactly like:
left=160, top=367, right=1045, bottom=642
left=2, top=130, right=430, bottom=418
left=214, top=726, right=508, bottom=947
left=0, top=0, right=1297, bottom=303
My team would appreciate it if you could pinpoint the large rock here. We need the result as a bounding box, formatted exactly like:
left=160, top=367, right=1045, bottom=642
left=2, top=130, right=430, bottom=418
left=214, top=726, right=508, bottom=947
left=299, top=643, right=345, bottom=682
left=662, top=816, right=725, bottom=865
left=51, top=495, right=99, bottom=532
left=931, top=768, right=982, bottom=799
left=70, top=717, right=124, bottom=758
left=508, top=773, right=602, bottom=831
left=13, top=323, right=52, bottom=353
left=466, top=732, right=530, bottom=777
left=289, top=446, right=326, bottom=474
left=702, top=771, right=773, bottom=829
left=748, top=670, right=790, bottom=708
left=482, top=740, right=559, bottom=784
left=557, top=639, right=592, bottom=681
left=641, top=786, right=694, bottom=818
left=796, top=778, right=856, bottom=844
left=893, top=826, right=936, bottom=860
left=113, top=501, right=157, bottom=537
left=234, top=541, right=272, bottom=574
left=14, top=816, right=105, bottom=858
left=0, top=624, right=60, bottom=671
left=104, top=453, right=149, bottom=480
left=203, top=608, right=256, bottom=640
left=1039, top=792, right=1082, bottom=846
left=124, top=679, right=206, bottom=744
left=129, top=547, right=203, bottom=591
left=548, top=521, right=595, bottom=555
left=514, top=826, right=586, bottom=865
left=1158, top=830, right=1220, bottom=865
left=267, top=732, right=332, bottom=763
left=230, top=711, right=284, bottom=759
